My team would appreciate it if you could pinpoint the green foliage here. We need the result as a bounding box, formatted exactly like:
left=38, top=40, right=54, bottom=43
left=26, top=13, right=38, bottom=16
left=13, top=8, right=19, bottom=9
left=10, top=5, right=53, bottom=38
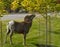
left=0, top=1, right=5, bottom=10
left=0, top=0, right=8, bottom=16
left=0, top=0, right=60, bottom=15
left=55, top=4, right=60, bottom=11
left=0, top=0, right=59, bottom=14
left=11, top=0, right=19, bottom=10
left=21, top=0, right=57, bottom=14
left=21, top=0, right=41, bottom=13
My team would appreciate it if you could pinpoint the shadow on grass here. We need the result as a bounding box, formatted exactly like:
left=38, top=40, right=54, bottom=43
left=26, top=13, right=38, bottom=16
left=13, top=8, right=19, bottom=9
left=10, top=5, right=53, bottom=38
left=32, top=43, right=57, bottom=47
left=49, top=30, right=60, bottom=34
left=4, top=42, right=24, bottom=47
left=4, top=42, right=58, bottom=47
left=11, top=42, right=24, bottom=47
left=52, top=32, right=60, bottom=34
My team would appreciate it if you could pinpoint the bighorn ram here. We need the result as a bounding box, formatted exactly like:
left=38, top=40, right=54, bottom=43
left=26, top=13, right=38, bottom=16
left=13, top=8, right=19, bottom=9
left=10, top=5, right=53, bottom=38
left=5, top=14, right=35, bottom=45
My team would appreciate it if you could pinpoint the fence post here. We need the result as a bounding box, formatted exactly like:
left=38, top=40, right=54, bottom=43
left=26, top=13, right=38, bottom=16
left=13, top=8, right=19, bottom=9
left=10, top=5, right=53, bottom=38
left=0, top=16, right=3, bottom=47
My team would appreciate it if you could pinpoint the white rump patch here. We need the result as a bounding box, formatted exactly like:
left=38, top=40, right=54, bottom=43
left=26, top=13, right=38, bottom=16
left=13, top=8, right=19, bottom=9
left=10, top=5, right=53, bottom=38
left=8, top=20, right=14, bottom=25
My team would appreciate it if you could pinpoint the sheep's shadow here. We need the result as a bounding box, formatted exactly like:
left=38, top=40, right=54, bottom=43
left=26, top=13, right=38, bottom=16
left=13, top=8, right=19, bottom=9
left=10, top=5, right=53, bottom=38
left=32, top=43, right=57, bottom=47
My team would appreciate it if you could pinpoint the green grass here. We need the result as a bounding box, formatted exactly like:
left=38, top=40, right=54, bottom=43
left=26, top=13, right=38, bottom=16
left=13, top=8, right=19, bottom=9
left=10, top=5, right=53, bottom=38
left=0, top=16, right=60, bottom=47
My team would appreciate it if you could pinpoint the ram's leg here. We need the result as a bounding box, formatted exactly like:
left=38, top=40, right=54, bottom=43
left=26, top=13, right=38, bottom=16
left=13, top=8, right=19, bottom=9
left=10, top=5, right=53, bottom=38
left=23, top=33, right=26, bottom=46
left=10, top=31, right=13, bottom=44
left=4, top=28, right=10, bottom=43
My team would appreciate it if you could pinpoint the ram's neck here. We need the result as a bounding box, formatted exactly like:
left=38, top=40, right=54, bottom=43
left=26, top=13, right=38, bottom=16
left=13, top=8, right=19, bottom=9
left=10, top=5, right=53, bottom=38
left=24, top=22, right=32, bottom=27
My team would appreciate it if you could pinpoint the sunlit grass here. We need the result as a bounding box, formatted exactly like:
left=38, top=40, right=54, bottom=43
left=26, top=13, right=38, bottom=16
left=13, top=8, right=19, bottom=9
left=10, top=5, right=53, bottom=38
left=0, top=16, right=60, bottom=47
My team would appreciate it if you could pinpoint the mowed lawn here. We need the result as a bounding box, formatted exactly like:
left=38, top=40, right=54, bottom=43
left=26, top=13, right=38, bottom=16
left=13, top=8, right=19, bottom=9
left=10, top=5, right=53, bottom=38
left=0, top=16, right=60, bottom=47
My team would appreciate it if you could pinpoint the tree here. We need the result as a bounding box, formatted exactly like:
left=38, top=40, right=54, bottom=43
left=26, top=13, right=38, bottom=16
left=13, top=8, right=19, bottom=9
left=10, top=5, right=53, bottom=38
left=21, top=0, right=41, bottom=13
left=0, top=0, right=8, bottom=16
left=11, top=0, right=23, bottom=12
left=21, top=0, right=57, bottom=14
